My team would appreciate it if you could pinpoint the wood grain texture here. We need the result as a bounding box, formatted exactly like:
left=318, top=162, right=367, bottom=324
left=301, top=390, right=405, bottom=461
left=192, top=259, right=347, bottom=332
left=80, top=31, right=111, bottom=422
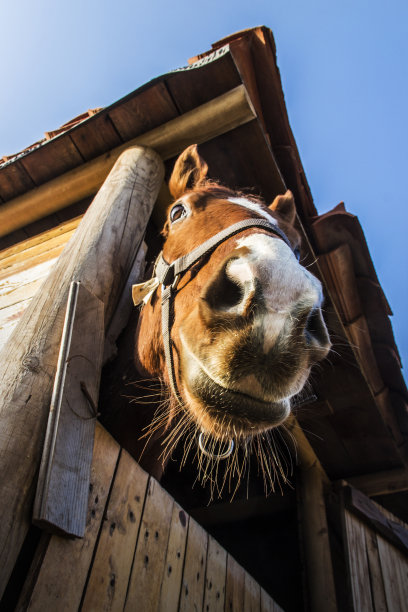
left=0, top=160, right=36, bottom=201
left=81, top=450, right=149, bottom=612
left=225, top=555, right=245, bottom=612
left=33, top=282, right=104, bottom=536
left=347, top=467, right=408, bottom=497
left=124, top=478, right=174, bottom=612
left=0, top=241, right=68, bottom=282
left=343, top=510, right=374, bottom=611
left=377, top=532, right=408, bottom=612
left=0, top=85, right=255, bottom=237
left=0, top=216, right=80, bottom=262
left=243, top=572, right=260, bottom=612
left=0, top=260, right=58, bottom=350
left=0, top=146, right=163, bottom=598
left=299, top=465, right=337, bottom=612
left=20, top=134, right=84, bottom=185
left=344, top=485, right=408, bottom=554
left=158, top=502, right=189, bottom=612
left=0, top=225, right=78, bottom=281
left=364, top=529, right=387, bottom=612
left=108, top=81, right=178, bottom=142
left=26, top=425, right=120, bottom=611
left=179, top=517, right=208, bottom=612
left=203, top=535, right=227, bottom=611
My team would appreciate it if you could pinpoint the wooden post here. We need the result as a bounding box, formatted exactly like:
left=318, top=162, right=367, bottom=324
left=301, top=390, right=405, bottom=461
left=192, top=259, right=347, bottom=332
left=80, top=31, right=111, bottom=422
left=33, top=282, right=105, bottom=537
left=0, top=146, right=164, bottom=598
left=285, top=416, right=338, bottom=611
left=298, top=466, right=337, bottom=612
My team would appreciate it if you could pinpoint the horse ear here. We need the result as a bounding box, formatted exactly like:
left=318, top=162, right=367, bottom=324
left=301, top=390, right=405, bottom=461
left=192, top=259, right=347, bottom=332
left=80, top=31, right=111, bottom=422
left=168, top=145, right=208, bottom=200
left=268, top=190, right=297, bottom=226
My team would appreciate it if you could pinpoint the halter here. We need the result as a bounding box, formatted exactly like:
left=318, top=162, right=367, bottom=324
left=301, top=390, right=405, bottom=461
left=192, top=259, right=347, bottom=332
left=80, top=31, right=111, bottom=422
left=133, top=216, right=317, bottom=460
left=154, top=218, right=293, bottom=407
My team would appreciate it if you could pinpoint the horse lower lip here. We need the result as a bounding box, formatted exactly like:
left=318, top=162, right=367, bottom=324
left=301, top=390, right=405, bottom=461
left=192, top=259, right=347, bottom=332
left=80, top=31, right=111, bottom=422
left=185, top=367, right=289, bottom=427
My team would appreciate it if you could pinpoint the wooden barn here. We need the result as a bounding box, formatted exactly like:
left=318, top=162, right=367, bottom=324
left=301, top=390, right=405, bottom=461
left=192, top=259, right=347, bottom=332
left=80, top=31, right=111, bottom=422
left=0, top=27, right=407, bottom=611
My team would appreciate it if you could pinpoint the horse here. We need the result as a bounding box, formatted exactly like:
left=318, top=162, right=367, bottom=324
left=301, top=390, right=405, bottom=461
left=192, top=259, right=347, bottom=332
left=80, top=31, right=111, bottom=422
left=131, top=145, right=331, bottom=496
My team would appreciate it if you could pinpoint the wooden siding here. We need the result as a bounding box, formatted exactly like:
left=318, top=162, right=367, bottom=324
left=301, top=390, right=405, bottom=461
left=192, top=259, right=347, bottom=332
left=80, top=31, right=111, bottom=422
left=343, top=503, right=408, bottom=611
left=18, top=423, right=284, bottom=611
left=0, top=216, right=81, bottom=349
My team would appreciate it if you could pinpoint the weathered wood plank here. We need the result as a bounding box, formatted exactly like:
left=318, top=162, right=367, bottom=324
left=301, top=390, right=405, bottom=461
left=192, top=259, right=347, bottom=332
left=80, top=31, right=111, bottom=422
left=343, top=509, right=374, bottom=611
left=244, top=572, right=261, bottom=612
left=347, top=467, right=408, bottom=497
left=0, top=225, right=78, bottom=281
left=0, top=216, right=80, bottom=262
left=0, top=85, right=255, bottom=237
left=364, top=529, right=387, bottom=612
left=377, top=532, right=408, bottom=612
left=0, top=244, right=66, bottom=282
left=20, top=134, right=84, bottom=185
left=158, top=502, right=189, bottom=612
left=0, top=277, right=47, bottom=310
left=70, top=114, right=123, bottom=161
left=81, top=450, right=149, bottom=612
left=225, top=555, right=245, bottom=612
left=0, top=159, right=36, bottom=201
left=0, top=258, right=56, bottom=297
left=203, top=535, right=227, bottom=611
left=0, top=258, right=58, bottom=348
left=108, top=82, right=178, bottom=141
left=124, top=478, right=174, bottom=612
left=0, top=298, right=31, bottom=349
left=344, top=484, right=408, bottom=554
left=25, top=425, right=120, bottom=611
left=0, top=146, right=164, bottom=598
left=179, top=517, right=208, bottom=612
left=33, top=282, right=104, bottom=536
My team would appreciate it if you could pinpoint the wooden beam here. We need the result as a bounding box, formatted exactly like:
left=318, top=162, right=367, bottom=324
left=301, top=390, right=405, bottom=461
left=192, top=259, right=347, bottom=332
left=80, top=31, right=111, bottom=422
left=0, top=146, right=164, bottom=598
left=346, top=467, right=408, bottom=497
left=33, top=282, right=104, bottom=537
left=0, top=85, right=256, bottom=237
left=284, top=414, right=329, bottom=481
left=342, top=485, right=408, bottom=555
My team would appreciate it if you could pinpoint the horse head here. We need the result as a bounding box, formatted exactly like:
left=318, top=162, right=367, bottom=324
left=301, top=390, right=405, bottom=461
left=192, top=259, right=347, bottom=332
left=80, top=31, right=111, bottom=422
left=133, top=145, right=330, bottom=487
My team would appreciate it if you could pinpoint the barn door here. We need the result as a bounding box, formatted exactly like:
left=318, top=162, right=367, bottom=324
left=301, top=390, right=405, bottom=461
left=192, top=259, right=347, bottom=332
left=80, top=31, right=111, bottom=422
left=340, top=484, right=408, bottom=611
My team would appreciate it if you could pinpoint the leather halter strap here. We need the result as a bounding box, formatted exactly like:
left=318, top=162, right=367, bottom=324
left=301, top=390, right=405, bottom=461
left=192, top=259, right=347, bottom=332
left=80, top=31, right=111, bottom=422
left=154, top=218, right=293, bottom=404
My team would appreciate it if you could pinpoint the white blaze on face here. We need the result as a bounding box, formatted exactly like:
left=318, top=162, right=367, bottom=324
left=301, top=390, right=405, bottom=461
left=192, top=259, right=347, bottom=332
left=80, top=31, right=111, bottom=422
left=228, top=197, right=278, bottom=224
left=230, top=233, right=322, bottom=353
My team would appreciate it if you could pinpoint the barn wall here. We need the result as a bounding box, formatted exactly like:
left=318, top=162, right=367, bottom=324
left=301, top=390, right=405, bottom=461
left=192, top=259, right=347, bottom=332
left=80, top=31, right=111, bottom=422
left=0, top=216, right=81, bottom=348
left=13, top=424, right=284, bottom=612
left=342, top=499, right=408, bottom=611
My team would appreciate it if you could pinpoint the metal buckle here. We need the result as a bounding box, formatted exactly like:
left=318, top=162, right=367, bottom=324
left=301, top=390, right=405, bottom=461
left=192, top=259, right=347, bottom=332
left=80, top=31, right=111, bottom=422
left=198, top=432, right=234, bottom=460
left=171, top=274, right=180, bottom=291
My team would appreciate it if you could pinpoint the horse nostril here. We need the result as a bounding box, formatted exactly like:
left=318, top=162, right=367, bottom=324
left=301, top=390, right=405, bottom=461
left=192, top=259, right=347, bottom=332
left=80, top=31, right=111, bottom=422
left=305, top=307, right=331, bottom=357
left=201, top=257, right=254, bottom=316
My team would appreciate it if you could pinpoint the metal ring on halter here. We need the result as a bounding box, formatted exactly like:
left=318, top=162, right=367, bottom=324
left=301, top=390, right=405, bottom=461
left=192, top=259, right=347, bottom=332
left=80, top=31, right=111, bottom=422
left=198, top=432, right=234, bottom=460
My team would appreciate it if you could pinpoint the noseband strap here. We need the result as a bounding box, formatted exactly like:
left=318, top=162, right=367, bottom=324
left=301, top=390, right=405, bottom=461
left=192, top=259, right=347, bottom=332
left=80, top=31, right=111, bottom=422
left=155, top=218, right=292, bottom=287
left=155, top=218, right=293, bottom=405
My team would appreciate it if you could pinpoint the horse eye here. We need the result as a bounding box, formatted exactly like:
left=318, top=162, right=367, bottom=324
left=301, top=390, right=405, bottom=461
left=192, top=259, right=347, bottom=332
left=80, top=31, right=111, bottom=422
left=170, top=203, right=187, bottom=223
left=294, top=246, right=301, bottom=261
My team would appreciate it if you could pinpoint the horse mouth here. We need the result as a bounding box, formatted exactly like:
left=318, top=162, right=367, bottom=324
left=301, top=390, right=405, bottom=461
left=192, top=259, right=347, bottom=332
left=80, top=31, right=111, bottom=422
left=180, top=346, right=290, bottom=436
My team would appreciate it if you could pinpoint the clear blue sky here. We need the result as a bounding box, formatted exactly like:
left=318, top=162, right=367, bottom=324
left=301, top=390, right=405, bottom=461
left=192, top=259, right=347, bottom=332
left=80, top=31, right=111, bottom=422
left=1, top=0, right=407, bottom=377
